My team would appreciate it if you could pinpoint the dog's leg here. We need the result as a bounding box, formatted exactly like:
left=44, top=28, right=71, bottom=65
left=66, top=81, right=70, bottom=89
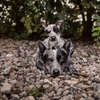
left=67, top=56, right=79, bottom=75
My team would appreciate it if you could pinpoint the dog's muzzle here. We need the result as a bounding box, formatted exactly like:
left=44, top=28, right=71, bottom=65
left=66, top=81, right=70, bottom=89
left=50, top=36, right=56, bottom=41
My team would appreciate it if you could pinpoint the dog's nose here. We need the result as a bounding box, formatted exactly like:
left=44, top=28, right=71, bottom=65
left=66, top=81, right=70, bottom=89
left=51, top=36, right=56, bottom=41
left=53, top=69, right=60, bottom=76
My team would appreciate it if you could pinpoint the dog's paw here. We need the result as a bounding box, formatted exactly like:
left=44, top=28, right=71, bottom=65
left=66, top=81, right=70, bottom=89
left=69, top=67, right=79, bottom=75
left=63, top=67, right=69, bottom=73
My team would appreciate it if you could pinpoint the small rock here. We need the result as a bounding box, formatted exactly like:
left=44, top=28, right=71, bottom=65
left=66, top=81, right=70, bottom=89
left=62, top=90, right=69, bottom=96
left=94, top=91, right=100, bottom=100
left=6, top=54, right=13, bottom=57
left=65, top=80, right=77, bottom=85
left=16, top=81, right=24, bottom=88
left=12, top=94, right=20, bottom=100
left=86, top=97, right=95, bottom=100
left=25, top=96, right=35, bottom=100
left=94, top=75, right=100, bottom=83
left=87, top=91, right=94, bottom=97
left=0, top=93, right=2, bottom=99
left=1, top=83, right=12, bottom=94
left=74, top=94, right=83, bottom=100
left=39, top=94, right=50, bottom=100
left=44, top=79, right=52, bottom=84
left=19, top=92, right=27, bottom=98
left=71, top=78, right=78, bottom=82
left=83, top=58, right=87, bottom=62
left=79, top=98, right=85, bottom=100
left=89, top=72, right=96, bottom=77
left=93, top=83, right=100, bottom=91
left=47, top=91, right=55, bottom=97
left=3, top=67, right=11, bottom=75
left=43, top=84, right=50, bottom=89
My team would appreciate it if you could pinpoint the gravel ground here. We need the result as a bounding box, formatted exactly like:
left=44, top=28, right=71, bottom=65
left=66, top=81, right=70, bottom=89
left=0, top=39, right=100, bottom=100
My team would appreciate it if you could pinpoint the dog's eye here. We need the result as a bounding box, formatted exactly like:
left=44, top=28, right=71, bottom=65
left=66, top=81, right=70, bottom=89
left=60, top=58, right=64, bottom=62
left=47, top=58, right=53, bottom=63
left=45, top=30, right=51, bottom=34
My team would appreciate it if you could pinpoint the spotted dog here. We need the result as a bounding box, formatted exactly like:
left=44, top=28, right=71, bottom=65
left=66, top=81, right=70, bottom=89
left=37, top=39, right=78, bottom=77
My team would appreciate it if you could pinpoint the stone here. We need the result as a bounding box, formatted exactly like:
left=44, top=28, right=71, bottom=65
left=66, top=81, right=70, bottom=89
left=93, top=83, right=100, bottom=91
left=3, top=67, right=11, bottom=75
left=1, top=83, right=12, bottom=94
left=83, top=58, right=87, bottom=62
left=86, top=97, right=95, bottom=100
left=6, top=54, right=13, bottom=57
left=79, top=98, right=85, bottom=100
left=19, top=92, right=27, bottom=98
left=47, top=91, right=55, bottom=97
left=94, top=75, right=100, bottom=83
left=43, top=84, right=50, bottom=89
left=74, top=94, right=83, bottom=100
left=16, top=81, right=24, bottom=88
left=12, top=94, right=20, bottom=100
left=65, top=80, right=78, bottom=85
left=39, top=94, right=50, bottom=100
left=25, top=96, right=35, bottom=100
left=0, top=93, right=2, bottom=99
left=89, top=72, right=96, bottom=77
left=44, top=79, right=52, bottom=84
left=71, top=78, right=78, bottom=82
left=62, top=90, right=69, bottom=96
left=87, top=91, right=94, bottom=96
left=94, top=91, right=100, bottom=100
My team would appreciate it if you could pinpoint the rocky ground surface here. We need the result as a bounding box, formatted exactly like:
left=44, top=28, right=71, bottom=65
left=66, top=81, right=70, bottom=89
left=0, top=39, right=100, bottom=100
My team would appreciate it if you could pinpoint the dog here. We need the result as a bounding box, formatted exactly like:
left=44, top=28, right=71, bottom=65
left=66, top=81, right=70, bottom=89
left=40, top=20, right=74, bottom=53
left=37, top=39, right=78, bottom=77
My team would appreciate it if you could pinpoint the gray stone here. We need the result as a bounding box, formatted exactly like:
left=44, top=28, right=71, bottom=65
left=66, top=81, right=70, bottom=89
left=25, top=96, right=35, bottom=100
left=94, top=91, right=100, bottom=100
left=3, top=67, right=11, bottom=75
left=6, top=54, right=13, bottom=57
left=1, top=83, right=12, bottom=94
left=79, top=98, right=85, bottom=100
left=47, top=91, right=55, bottom=97
left=12, top=94, right=20, bottom=100
left=44, top=79, right=52, bottom=84
left=86, top=97, right=95, bottom=100
left=19, top=92, right=27, bottom=98
left=0, top=93, right=2, bottom=99
left=94, top=75, right=100, bottom=83
left=74, top=94, right=83, bottom=100
left=93, top=83, right=100, bottom=91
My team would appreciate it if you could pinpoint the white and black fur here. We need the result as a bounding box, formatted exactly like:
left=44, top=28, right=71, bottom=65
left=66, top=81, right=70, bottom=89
left=37, top=40, right=78, bottom=77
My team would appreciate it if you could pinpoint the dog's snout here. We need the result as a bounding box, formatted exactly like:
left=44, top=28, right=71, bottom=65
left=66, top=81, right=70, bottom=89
left=53, top=69, right=60, bottom=76
left=51, top=36, right=56, bottom=41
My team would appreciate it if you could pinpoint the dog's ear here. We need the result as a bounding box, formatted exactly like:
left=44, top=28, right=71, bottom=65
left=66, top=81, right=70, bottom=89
left=55, top=20, right=64, bottom=29
left=63, top=38, right=71, bottom=52
left=38, top=41, right=46, bottom=53
left=40, top=21, right=48, bottom=29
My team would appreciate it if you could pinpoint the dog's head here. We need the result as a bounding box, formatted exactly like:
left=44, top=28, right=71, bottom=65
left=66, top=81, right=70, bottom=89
left=40, top=20, right=63, bottom=41
left=38, top=39, right=71, bottom=77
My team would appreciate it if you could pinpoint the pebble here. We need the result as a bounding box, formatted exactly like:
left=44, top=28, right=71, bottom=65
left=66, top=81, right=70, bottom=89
left=86, top=97, right=95, bottom=100
left=25, top=96, right=35, bottom=100
left=12, top=94, right=20, bottom=100
left=74, top=94, right=83, bottom=100
left=1, top=83, right=12, bottom=94
left=94, top=75, right=100, bottom=83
